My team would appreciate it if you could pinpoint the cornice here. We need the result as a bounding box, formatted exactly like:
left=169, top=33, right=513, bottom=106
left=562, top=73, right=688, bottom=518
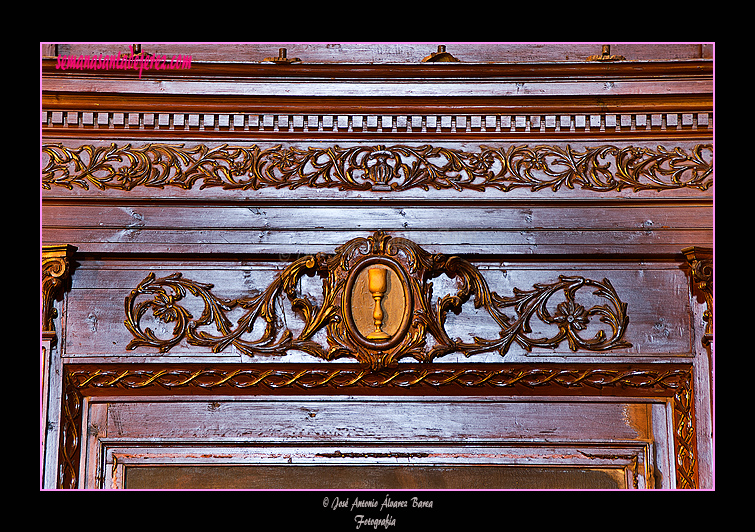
left=41, top=57, right=713, bottom=81
left=41, top=58, right=712, bottom=109
left=42, top=57, right=712, bottom=142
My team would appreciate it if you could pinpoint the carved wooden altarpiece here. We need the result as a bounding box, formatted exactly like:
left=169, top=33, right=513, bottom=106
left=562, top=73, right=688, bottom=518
left=41, top=43, right=714, bottom=491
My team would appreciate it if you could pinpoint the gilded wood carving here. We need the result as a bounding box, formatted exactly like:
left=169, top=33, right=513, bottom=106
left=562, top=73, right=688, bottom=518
left=43, top=142, right=712, bottom=193
left=41, top=244, right=77, bottom=334
left=682, top=246, right=713, bottom=344
left=124, top=231, right=631, bottom=369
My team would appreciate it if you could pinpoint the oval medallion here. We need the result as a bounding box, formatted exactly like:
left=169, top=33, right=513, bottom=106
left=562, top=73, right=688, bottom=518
left=343, top=256, right=413, bottom=350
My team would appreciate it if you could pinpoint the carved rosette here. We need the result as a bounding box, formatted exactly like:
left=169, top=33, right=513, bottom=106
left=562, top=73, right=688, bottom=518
left=43, top=142, right=713, bottom=193
left=124, top=231, right=631, bottom=369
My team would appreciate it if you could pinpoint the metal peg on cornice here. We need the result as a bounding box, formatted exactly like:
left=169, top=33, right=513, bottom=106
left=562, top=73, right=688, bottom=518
left=587, top=44, right=625, bottom=62
left=130, top=44, right=153, bottom=58
left=262, top=48, right=302, bottom=64
left=421, top=45, right=460, bottom=62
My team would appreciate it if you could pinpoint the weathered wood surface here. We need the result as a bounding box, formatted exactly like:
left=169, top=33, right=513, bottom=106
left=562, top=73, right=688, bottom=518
left=42, top=203, right=712, bottom=256
left=98, top=397, right=653, bottom=441
left=47, top=42, right=712, bottom=64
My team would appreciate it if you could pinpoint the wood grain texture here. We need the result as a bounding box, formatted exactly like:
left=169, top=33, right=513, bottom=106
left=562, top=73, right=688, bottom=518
left=42, top=200, right=712, bottom=257
left=101, top=398, right=651, bottom=441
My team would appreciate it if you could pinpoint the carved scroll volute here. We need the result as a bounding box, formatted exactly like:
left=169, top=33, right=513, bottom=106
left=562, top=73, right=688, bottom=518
left=42, top=245, right=77, bottom=338
left=682, top=246, right=713, bottom=346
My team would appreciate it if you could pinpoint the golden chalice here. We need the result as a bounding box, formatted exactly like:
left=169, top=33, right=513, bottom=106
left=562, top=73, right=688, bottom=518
left=366, top=267, right=391, bottom=340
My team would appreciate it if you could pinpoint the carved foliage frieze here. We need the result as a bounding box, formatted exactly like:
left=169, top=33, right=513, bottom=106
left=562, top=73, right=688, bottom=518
left=43, top=142, right=713, bottom=193
left=124, top=231, right=631, bottom=369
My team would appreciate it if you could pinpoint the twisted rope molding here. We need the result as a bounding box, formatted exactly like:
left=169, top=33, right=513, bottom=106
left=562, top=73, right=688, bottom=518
left=58, top=363, right=697, bottom=490
left=42, top=142, right=713, bottom=193
left=71, top=365, right=686, bottom=391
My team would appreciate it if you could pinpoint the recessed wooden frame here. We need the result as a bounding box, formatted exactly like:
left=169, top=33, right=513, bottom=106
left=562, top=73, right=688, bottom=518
left=42, top=46, right=712, bottom=491
left=58, top=362, right=698, bottom=490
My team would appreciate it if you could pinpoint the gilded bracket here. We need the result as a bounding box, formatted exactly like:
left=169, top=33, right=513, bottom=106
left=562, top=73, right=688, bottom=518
left=587, top=45, right=626, bottom=62
left=421, top=45, right=460, bottom=63
left=261, top=47, right=301, bottom=64
left=42, top=244, right=77, bottom=339
left=682, top=246, right=713, bottom=346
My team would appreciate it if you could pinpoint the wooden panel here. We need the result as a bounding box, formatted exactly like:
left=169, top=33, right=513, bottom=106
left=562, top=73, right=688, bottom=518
left=42, top=204, right=712, bottom=256
left=81, top=396, right=664, bottom=489
left=99, top=398, right=652, bottom=442
left=121, top=465, right=629, bottom=490
left=43, top=204, right=711, bottom=232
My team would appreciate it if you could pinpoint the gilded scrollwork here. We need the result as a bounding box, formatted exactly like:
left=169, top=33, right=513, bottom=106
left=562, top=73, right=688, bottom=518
left=124, top=231, right=631, bottom=369
left=43, top=142, right=713, bottom=193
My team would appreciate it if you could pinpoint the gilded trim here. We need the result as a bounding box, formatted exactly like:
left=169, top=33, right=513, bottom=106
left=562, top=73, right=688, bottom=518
left=42, top=142, right=713, bottom=193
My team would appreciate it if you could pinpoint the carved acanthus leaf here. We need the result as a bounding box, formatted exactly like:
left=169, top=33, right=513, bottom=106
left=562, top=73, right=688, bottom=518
left=43, top=142, right=713, bottom=193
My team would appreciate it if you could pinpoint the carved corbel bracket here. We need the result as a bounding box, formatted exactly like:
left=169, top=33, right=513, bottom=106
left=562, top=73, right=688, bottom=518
left=42, top=244, right=77, bottom=339
left=682, top=246, right=713, bottom=346
left=124, top=231, right=632, bottom=370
